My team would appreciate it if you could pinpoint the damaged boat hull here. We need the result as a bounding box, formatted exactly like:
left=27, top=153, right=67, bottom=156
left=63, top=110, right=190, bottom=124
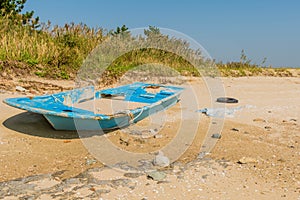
left=4, top=82, right=183, bottom=131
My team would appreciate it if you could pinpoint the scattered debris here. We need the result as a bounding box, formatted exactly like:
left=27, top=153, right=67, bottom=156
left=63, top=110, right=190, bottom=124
left=134, top=138, right=146, bottom=144
left=264, top=126, right=272, bottom=130
left=202, top=174, right=209, bottom=179
left=231, top=128, right=239, bottom=132
left=277, top=158, right=285, bottom=162
left=15, top=86, right=27, bottom=92
left=153, top=151, right=170, bottom=167
left=197, top=152, right=210, bottom=159
left=86, top=159, right=97, bottom=165
left=157, top=180, right=170, bottom=184
left=216, top=97, right=239, bottom=103
left=123, top=173, right=144, bottom=178
left=253, top=118, right=266, bottom=122
left=119, top=137, right=130, bottom=146
left=197, top=105, right=254, bottom=118
left=147, top=171, right=166, bottom=181
left=129, top=129, right=142, bottom=135
left=211, top=133, right=222, bottom=139
left=149, top=128, right=158, bottom=134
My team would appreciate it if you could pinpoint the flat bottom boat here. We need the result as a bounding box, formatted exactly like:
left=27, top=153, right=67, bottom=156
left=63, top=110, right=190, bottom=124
left=4, top=82, right=184, bottom=130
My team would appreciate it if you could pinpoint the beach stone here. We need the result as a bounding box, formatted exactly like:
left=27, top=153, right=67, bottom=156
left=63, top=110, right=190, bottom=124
left=110, top=179, right=131, bottom=188
left=74, top=187, right=94, bottom=198
left=15, top=86, right=27, bottom=92
left=64, top=178, right=82, bottom=185
left=149, top=128, right=158, bottom=134
left=237, top=157, right=257, bottom=164
left=37, top=194, right=53, bottom=200
left=197, top=151, right=208, bottom=159
left=153, top=151, right=170, bottom=167
left=28, top=178, right=60, bottom=190
left=136, top=159, right=154, bottom=171
left=129, top=129, right=142, bottom=135
left=154, top=134, right=163, bottom=139
left=147, top=171, right=166, bottom=181
left=211, top=133, right=221, bottom=139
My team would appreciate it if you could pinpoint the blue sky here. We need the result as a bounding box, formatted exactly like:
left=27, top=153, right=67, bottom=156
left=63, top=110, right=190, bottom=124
left=25, top=0, right=300, bottom=67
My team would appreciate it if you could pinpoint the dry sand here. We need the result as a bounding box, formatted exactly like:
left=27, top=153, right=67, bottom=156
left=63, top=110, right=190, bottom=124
left=0, top=76, right=299, bottom=199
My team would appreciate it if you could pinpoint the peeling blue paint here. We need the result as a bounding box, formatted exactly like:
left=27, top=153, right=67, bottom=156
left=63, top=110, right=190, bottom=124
left=3, top=82, right=184, bottom=130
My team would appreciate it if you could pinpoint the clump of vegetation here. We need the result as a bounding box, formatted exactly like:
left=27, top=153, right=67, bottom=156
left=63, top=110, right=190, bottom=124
left=0, top=0, right=106, bottom=79
left=217, top=50, right=266, bottom=77
left=0, top=0, right=39, bottom=28
left=216, top=50, right=298, bottom=77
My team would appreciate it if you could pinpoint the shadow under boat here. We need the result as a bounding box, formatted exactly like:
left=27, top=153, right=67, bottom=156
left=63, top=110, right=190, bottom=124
left=2, top=112, right=113, bottom=139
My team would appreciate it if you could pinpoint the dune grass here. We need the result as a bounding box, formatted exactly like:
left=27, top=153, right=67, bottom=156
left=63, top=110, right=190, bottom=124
left=0, top=16, right=104, bottom=79
left=0, top=16, right=298, bottom=82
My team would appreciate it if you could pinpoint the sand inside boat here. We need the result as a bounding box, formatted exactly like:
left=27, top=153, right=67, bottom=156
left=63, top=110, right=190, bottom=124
left=73, top=96, right=149, bottom=115
left=72, top=86, right=167, bottom=115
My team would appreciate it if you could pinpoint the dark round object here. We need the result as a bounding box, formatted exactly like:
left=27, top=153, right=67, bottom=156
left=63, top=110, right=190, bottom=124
left=216, top=97, right=238, bottom=103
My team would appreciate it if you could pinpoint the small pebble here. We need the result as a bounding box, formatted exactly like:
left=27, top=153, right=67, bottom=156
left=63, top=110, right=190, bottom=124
left=211, top=133, right=221, bottom=139
left=264, top=126, right=272, bottom=130
left=237, top=157, right=257, bottom=164
left=147, top=171, right=166, bottom=181
left=153, top=151, right=170, bottom=167
left=154, top=134, right=163, bottom=139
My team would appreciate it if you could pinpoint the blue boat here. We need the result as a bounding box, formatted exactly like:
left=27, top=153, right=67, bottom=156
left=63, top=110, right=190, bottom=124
left=3, top=82, right=184, bottom=130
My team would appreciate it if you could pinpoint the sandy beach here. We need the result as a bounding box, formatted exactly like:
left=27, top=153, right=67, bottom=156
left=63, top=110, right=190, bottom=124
left=0, top=76, right=299, bottom=199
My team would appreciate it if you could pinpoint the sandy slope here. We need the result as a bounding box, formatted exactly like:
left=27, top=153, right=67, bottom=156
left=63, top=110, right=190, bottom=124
left=0, top=76, right=299, bottom=199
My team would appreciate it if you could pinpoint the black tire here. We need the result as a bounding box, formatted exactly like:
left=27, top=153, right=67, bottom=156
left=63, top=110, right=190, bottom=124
left=216, top=97, right=238, bottom=103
